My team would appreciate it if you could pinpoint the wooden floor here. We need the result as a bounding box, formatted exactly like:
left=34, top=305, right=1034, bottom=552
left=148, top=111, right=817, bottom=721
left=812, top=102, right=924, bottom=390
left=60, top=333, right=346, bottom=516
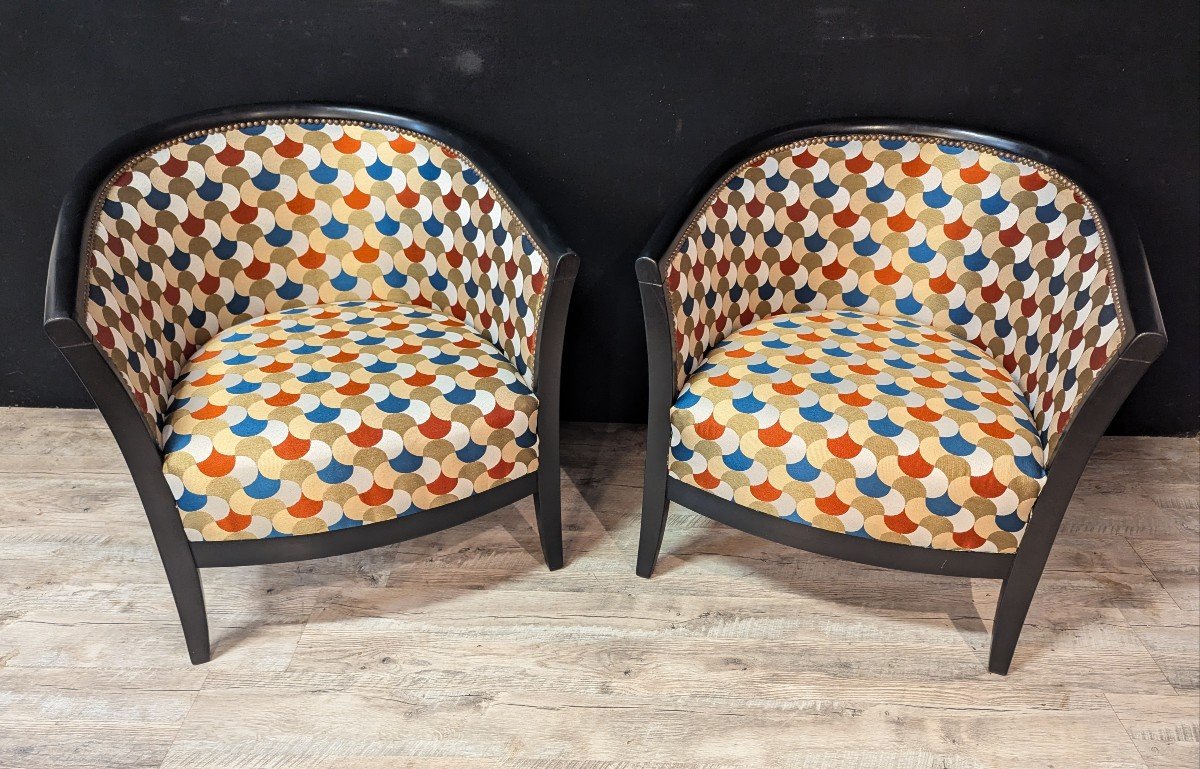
left=0, top=407, right=1196, bottom=769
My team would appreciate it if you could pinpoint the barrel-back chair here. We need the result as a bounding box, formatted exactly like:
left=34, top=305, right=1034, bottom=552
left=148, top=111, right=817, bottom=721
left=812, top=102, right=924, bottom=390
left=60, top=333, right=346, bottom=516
left=45, top=104, right=578, bottom=663
left=636, top=121, right=1165, bottom=674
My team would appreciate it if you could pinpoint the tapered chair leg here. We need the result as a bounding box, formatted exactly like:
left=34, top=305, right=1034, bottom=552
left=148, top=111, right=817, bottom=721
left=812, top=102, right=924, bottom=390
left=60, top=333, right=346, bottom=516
left=532, top=359, right=564, bottom=571
left=144, top=503, right=211, bottom=664
left=988, top=572, right=1041, bottom=675
left=636, top=424, right=670, bottom=578
left=637, top=485, right=669, bottom=579
left=987, top=495, right=1067, bottom=675
left=534, top=469, right=564, bottom=571
left=635, top=255, right=677, bottom=579
left=163, top=559, right=210, bottom=665
left=529, top=251, right=575, bottom=573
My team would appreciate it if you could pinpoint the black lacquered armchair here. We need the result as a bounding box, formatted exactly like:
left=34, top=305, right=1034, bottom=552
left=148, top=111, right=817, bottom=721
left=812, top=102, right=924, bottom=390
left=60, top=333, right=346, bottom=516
left=45, top=104, right=578, bottom=663
left=636, top=121, right=1165, bottom=673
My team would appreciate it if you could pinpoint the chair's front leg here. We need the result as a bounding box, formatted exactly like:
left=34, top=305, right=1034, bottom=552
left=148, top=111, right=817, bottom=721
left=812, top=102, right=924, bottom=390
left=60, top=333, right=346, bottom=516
left=139, top=494, right=210, bottom=664
left=989, top=573, right=1037, bottom=675
left=159, top=545, right=211, bottom=665
left=636, top=416, right=670, bottom=578
left=141, top=497, right=210, bottom=664
left=635, top=256, right=676, bottom=579
left=534, top=465, right=564, bottom=571
left=50, top=333, right=213, bottom=663
left=530, top=253, right=578, bottom=572
left=987, top=495, right=1070, bottom=675
left=531, top=343, right=564, bottom=571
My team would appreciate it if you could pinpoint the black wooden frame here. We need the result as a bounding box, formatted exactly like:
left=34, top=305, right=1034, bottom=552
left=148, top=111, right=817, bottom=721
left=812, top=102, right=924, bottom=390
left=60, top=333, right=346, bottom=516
left=635, top=120, right=1167, bottom=674
left=44, top=103, right=579, bottom=664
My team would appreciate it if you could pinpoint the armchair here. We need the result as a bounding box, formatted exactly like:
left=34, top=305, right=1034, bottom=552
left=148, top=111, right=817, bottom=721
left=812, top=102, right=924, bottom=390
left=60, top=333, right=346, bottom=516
left=45, top=104, right=578, bottom=663
left=636, top=122, right=1165, bottom=674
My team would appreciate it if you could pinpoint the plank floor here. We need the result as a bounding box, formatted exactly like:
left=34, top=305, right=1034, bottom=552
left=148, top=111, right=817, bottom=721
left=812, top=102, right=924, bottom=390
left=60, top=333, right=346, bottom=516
left=0, top=406, right=1196, bottom=769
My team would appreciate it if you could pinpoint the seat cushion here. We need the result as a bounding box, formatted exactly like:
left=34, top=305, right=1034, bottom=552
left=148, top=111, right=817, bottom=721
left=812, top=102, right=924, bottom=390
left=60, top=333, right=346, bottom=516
left=669, top=311, right=1046, bottom=553
left=162, top=300, right=538, bottom=541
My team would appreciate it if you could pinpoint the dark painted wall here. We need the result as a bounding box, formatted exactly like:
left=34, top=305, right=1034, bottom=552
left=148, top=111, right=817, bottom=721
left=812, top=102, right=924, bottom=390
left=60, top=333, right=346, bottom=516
left=2, top=1, right=1197, bottom=433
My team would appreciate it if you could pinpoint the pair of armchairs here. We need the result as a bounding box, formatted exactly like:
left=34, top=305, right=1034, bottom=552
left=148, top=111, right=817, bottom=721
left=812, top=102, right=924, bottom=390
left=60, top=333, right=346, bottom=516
left=46, top=105, right=1163, bottom=675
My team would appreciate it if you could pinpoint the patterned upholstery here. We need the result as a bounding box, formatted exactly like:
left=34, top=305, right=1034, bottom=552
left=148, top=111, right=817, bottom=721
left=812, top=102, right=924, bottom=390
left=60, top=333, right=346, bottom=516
left=670, top=311, right=1045, bottom=553
left=84, top=121, right=548, bottom=442
left=162, top=301, right=538, bottom=541
left=663, top=136, right=1125, bottom=459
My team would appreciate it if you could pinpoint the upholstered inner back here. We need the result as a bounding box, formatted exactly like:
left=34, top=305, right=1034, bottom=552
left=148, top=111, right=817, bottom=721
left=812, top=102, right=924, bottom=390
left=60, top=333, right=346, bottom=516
left=83, top=120, right=548, bottom=441
left=663, top=136, right=1125, bottom=458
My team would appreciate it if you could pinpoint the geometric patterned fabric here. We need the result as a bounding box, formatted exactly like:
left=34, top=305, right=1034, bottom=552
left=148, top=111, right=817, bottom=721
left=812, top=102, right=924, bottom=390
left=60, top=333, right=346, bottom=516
left=162, top=301, right=538, bottom=541
left=83, top=121, right=548, bottom=443
left=670, top=311, right=1045, bottom=553
left=663, top=136, right=1125, bottom=459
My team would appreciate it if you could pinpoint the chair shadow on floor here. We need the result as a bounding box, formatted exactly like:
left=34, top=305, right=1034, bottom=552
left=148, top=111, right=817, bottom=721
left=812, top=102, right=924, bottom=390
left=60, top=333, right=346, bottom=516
left=561, top=425, right=1017, bottom=673
left=661, top=518, right=997, bottom=667
left=204, top=423, right=1068, bottom=672
left=203, top=467, right=608, bottom=656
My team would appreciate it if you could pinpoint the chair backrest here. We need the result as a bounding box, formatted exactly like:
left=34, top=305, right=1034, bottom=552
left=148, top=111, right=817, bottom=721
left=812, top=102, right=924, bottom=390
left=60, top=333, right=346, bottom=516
left=82, top=118, right=548, bottom=440
left=663, top=133, right=1128, bottom=459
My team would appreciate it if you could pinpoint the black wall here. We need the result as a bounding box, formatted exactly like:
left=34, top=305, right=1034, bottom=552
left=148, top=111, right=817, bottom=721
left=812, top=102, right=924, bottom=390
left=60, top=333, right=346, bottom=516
left=2, top=1, right=1196, bottom=433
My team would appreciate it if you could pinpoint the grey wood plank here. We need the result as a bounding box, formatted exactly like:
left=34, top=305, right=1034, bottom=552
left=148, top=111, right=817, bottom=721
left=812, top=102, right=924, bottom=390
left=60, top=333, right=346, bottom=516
left=1107, top=693, right=1200, bottom=769
left=0, top=408, right=1195, bottom=769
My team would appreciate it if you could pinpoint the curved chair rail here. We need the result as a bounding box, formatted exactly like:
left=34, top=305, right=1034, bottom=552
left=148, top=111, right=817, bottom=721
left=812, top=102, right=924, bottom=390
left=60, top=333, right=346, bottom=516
left=44, top=103, right=579, bottom=663
left=636, top=120, right=1166, bottom=674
